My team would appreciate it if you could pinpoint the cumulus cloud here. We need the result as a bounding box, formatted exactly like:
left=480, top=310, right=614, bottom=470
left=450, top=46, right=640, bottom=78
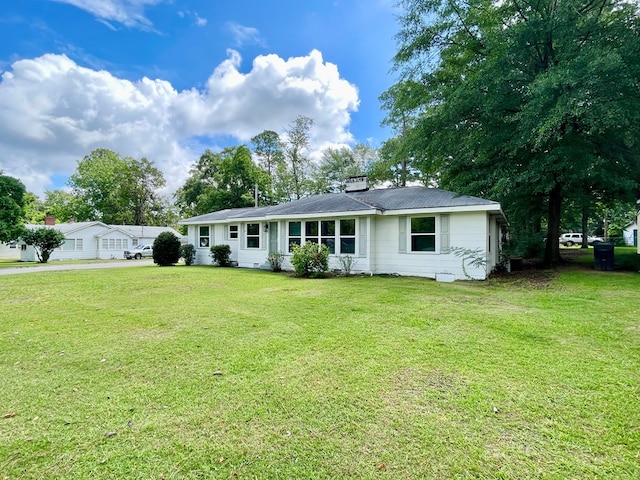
left=50, top=0, right=164, bottom=30
left=0, top=50, right=359, bottom=196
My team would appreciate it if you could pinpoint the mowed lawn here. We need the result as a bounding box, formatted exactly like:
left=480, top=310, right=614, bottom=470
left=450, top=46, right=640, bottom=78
left=1, top=262, right=638, bottom=479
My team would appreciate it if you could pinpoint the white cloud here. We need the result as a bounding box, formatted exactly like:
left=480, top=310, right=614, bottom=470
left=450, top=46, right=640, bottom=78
left=177, top=10, right=208, bottom=27
left=0, top=50, right=359, bottom=196
left=226, top=22, right=267, bottom=48
left=50, top=0, right=164, bottom=30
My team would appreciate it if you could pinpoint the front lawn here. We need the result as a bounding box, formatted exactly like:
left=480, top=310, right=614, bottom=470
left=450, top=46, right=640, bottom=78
left=1, top=265, right=638, bottom=479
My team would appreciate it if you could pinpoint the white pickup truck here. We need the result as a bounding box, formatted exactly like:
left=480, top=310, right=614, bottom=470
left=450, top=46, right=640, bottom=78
left=124, top=244, right=153, bottom=259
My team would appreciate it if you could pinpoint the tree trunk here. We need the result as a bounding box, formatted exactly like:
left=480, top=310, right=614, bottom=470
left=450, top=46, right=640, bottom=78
left=543, top=183, right=563, bottom=266
left=581, top=202, right=589, bottom=249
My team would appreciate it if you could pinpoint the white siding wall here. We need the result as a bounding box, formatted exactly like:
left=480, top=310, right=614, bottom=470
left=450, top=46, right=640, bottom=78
left=236, top=223, right=268, bottom=268
left=0, top=242, right=20, bottom=259
left=371, top=212, right=489, bottom=280
left=48, top=224, right=108, bottom=261
left=187, top=212, right=494, bottom=279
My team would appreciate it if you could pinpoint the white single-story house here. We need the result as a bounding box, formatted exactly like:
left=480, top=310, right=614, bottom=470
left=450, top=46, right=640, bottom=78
left=19, top=217, right=184, bottom=262
left=178, top=183, right=508, bottom=280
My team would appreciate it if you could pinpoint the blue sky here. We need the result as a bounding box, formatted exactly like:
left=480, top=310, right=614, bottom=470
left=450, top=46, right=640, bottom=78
left=0, top=0, right=400, bottom=196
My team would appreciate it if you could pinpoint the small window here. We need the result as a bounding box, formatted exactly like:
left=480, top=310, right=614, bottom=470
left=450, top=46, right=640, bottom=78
left=247, top=223, right=260, bottom=248
left=288, top=221, right=301, bottom=252
left=229, top=225, right=238, bottom=240
left=411, top=217, right=436, bottom=252
left=199, top=226, right=210, bottom=247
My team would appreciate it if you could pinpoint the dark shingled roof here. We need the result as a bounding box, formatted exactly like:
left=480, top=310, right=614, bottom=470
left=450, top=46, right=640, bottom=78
left=179, top=186, right=501, bottom=223
left=349, top=186, right=498, bottom=210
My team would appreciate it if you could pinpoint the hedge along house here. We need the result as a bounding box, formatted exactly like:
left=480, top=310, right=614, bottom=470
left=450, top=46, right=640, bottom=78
left=19, top=217, right=184, bottom=262
left=179, top=180, right=508, bottom=280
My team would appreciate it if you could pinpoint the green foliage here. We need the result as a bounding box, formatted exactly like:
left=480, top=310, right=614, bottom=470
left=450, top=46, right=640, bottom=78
left=507, top=231, right=546, bottom=260
left=21, top=227, right=65, bottom=263
left=0, top=174, right=26, bottom=243
left=176, top=146, right=271, bottom=217
left=41, top=189, right=88, bottom=223
left=291, top=242, right=329, bottom=277
left=152, top=231, right=181, bottom=266
left=284, top=115, right=315, bottom=200
left=311, top=146, right=368, bottom=193
left=251, top=130, right=286, bottom=204
left=22, top=192, right=46, bottom=224
left=267, top=251, right=284, bottom=272
left=69, top=149, right=167, bottom=224
left=386, top=0, right=640, bottom=266
left=210, top=244, right=232, bottom=267
left=179, top=244, right=196, bottom=266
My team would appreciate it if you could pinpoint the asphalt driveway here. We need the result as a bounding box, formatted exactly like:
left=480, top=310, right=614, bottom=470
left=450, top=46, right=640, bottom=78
left=0, top=259, right=154, bottom=276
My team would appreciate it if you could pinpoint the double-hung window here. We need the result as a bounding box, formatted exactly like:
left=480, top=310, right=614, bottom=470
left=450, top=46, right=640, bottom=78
left=410, top=217, right=436, bottom=252
left=246, top=223, right=260, bottom=248
left=340, top=219, right=356, bottom=254
left=228, top=225, right=238, bottom=240
left=199, top=226, right=210, bottom=247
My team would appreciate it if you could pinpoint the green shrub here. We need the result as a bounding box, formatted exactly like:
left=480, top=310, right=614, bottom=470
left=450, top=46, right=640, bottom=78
left=210, top=244, right=232, bottom=266
left=21, top=227, right=65, bottom=263
left=152, top=232, right=181, bottom=266
left=267, top=252, right=284, bottom=272
left=291, top=242, right=329, bottom=277
left=180, top=244, right=196, bottom=266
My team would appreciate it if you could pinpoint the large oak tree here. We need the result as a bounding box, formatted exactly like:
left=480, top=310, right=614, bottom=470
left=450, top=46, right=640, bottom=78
left=385, top=0, right=640, bottom=264
left=68, top=149, right=166, bottom=225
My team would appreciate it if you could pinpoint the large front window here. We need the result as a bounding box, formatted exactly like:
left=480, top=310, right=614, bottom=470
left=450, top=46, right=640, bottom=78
left=287, top=219, right=355, bottom=254
left=246, top=223, right=260, bottom=248
left=411, top=217, right=436, bottom=252
left=199, top=226, right=210, bottom=247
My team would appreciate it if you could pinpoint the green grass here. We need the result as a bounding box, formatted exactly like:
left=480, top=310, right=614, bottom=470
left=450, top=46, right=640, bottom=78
left=1, top=263, right=639, bottom=479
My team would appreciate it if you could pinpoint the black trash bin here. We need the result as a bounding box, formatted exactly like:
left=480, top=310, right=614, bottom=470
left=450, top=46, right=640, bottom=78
left=593, top=242, right=614, bottom=271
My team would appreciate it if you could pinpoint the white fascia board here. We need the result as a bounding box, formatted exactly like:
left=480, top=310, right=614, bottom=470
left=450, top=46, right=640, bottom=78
left=383, top=204, right=503, bottom=216
left=266, top=210, right=379, bottom=221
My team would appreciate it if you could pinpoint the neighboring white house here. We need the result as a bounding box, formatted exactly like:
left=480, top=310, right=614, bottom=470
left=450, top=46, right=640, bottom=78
left=622, top=221, right=637, bottom=247
left=178, top=184, right=508, bottom=281
left=19, top=217, right=184, bottom=262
